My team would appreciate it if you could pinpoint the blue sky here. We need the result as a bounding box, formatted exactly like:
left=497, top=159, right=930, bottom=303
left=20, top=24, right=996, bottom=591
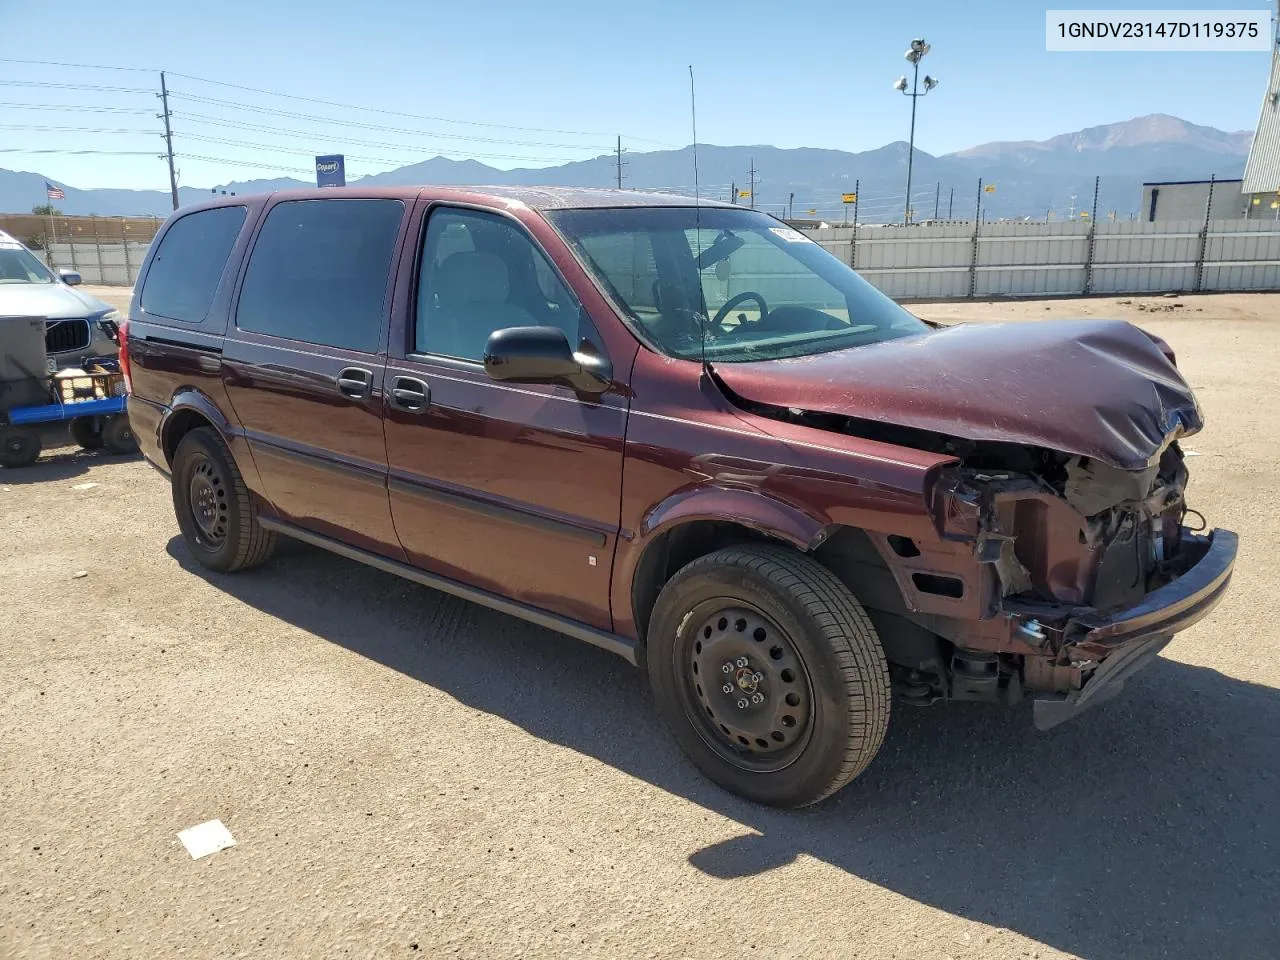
left=0, top=0, right=1273, bottom=191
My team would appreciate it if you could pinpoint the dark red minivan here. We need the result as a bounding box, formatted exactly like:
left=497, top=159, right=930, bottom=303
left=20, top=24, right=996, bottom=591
left=124, top=186, right=1236, bottom=807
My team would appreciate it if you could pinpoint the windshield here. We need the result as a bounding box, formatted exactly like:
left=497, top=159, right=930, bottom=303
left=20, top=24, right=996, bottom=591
left=547, top=206, right=927, bottom=362
left=0, top=245, right=54, bottom=284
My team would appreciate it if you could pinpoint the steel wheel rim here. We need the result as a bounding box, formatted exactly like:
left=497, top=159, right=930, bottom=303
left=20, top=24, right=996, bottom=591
left=674, top=599, right=815, bottom=773
left=187, top=455, right=229, bottom=547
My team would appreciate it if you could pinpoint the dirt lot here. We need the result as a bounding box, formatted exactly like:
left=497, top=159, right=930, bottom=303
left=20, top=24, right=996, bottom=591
left=2, top=292, right=1277, bottom=959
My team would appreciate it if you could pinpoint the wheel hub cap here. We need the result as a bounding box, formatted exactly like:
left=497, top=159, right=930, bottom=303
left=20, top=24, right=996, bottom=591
left=188, top=458, right=228, bottom=545
left=684, top=606, right=813, bottom=764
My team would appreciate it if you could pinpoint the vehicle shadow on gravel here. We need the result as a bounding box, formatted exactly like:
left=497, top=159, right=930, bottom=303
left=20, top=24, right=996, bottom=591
left=171, top=536, right=1278, bottom=960
left=0, top=448, right=139, bottom=484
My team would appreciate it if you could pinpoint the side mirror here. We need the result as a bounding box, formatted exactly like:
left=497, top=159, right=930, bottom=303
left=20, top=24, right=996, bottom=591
left=59, top=269, right=82, bottom=286
left=484, top=326, right=612, bottom=395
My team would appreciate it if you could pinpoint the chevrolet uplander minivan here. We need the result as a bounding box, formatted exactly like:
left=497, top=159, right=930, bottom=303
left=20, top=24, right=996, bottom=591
left=124, top=187, right=1236, bottom=807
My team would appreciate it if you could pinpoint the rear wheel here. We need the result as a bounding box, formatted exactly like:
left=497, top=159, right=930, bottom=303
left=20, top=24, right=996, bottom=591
left=647, top=544, right=890, bottom=808
left=69, top=417, right=103, bottom=450
left=171, top=427, right=276, bottom=572
left=101, top=415, right=138, bottom=455
left=0, top=426, right=42, bottom=468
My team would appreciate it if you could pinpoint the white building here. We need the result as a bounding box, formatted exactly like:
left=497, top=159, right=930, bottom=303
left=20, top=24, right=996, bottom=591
left=1242, top=6, right=1280, bottom=214
left=1140, top=179, right=1247, bottom=222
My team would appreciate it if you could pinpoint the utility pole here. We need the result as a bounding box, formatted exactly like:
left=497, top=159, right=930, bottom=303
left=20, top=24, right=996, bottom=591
left=615, top=135, right=625, bottom=189
left=159, top=71, right=179, bottom=211
left=934, top=181, right=940, bottom=220
left=788, top=192, right=794, bottom=220
left=948, top=186, right=954, bottom=219
left=730, top=180, right=737, bottom=205
left=748, top=158, right=757, bottom=210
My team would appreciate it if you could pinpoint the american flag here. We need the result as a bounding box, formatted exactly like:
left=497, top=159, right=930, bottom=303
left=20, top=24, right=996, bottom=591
left=45, top=182, right=65, bottom=201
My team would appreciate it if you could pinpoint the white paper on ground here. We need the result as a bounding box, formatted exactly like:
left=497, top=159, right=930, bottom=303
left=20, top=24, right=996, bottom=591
left=72, top=482, right=99, bottom=490
left=178, top=819, right=236, bottom=859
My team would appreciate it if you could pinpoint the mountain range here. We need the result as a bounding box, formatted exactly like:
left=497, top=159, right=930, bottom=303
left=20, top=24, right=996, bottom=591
left=0, top=114, right=1252, bottom=222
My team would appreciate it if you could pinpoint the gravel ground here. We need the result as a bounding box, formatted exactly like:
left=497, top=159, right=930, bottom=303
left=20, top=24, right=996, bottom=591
left=2, top=292, right=1277, bottom=959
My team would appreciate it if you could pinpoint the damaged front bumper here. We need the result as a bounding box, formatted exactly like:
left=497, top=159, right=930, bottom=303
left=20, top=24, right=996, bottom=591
left=1032, top=528, right=1238, bottom=729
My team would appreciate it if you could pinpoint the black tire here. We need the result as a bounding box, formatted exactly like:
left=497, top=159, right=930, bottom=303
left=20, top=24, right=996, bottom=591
left=69, top=417, right=103, bottom=450
left=171, top=427, right=276, bottom=572
left=101, top=415, right=138, bottom=455
left=647, top=544, right=890, bottom=808
left=0, top=426, right=42, bottom=468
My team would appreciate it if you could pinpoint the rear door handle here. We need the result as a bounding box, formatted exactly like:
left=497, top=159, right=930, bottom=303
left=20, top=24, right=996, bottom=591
left=336, top=367, right=373, bottom=400
left=390, top=376, right=430, bottom=412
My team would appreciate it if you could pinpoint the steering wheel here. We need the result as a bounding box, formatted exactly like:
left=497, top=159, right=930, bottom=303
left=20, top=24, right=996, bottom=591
left=711, top=291, right=768, bottom=330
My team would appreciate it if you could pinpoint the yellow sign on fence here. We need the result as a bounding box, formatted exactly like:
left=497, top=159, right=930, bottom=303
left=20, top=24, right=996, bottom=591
left=841, top=193, right=857, bottom=203
left=738, top=190, right=751, bottom=199
left=984, top=184, right=996, bottom=193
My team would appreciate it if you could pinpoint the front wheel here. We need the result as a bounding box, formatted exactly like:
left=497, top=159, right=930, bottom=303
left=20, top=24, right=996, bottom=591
left=647, top=544, right=890, bottom=808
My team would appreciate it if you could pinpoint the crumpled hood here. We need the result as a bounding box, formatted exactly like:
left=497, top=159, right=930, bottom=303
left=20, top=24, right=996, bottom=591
left=0, top=282, right=112, bottom=319
left=712, top=320, right=1201, bottom=471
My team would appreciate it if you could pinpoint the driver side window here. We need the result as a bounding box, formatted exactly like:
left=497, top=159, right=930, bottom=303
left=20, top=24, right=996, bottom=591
left=415, top=208, right=583, bottom=361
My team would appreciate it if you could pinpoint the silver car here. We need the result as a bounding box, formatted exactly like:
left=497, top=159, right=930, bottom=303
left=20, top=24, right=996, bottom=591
left=0, top=230, right=119, bottom=370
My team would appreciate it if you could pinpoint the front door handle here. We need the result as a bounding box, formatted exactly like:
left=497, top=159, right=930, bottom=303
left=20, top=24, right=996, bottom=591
left=336, top=367, right=373, bottom=400
left=390, top=376, right=430, bottom=412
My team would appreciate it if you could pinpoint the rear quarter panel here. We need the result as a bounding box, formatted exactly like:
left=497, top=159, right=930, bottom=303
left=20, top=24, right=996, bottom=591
left=126, top=198, right=268, bottom=492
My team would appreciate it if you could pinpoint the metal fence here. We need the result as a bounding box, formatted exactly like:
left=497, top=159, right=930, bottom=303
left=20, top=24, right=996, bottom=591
left=1, top=215, right=162, bottom=286
left=8, top=211, right=1280, bottom=298
left=801, top=218, right=1280, bottom=298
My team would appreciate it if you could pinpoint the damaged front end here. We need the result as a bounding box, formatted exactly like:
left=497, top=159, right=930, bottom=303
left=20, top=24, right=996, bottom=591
left=712, top=318, right=1237, bottom=728
left=927, top=438, right=1236, bottom=728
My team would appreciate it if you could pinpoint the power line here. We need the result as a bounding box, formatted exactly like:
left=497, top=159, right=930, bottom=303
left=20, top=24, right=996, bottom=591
left=171, top=110, right=599, bottom=151
left=0, top=101, right=154, bottom=115
left=0, top=80, right=154, bottom=95
left=172, top=154, right=316, bottom=175
left=0, top=148, right=159, bottom=156
left=166, top=73, right=607, bottom=137
left=0, top=58, right=677, bottom=152
left=167, top=92, right=609, bottom=153
left=176, top=131, right=587, bottom=165
left=0, top=57, right=153, bottom=72
left=0, top=123, right=156, bottom=135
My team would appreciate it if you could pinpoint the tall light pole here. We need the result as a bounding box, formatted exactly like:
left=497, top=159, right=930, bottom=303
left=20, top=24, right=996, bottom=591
left=893, top=38, right=939, bottom=226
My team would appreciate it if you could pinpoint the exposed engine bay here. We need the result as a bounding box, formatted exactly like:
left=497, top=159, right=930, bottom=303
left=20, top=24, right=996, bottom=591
left=728, top=389, right=1210, bottom=720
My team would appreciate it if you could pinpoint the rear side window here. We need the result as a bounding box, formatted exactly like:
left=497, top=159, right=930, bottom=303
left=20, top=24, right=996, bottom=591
left=140, top=206, right=247, bottom=323
left=236, top=199, right=403, bottom=352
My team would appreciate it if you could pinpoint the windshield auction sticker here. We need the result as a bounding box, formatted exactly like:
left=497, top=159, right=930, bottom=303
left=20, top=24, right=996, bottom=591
left=769, top=226, right=811, bottom=243
left=1046, top=9, right=1271, bottom=50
